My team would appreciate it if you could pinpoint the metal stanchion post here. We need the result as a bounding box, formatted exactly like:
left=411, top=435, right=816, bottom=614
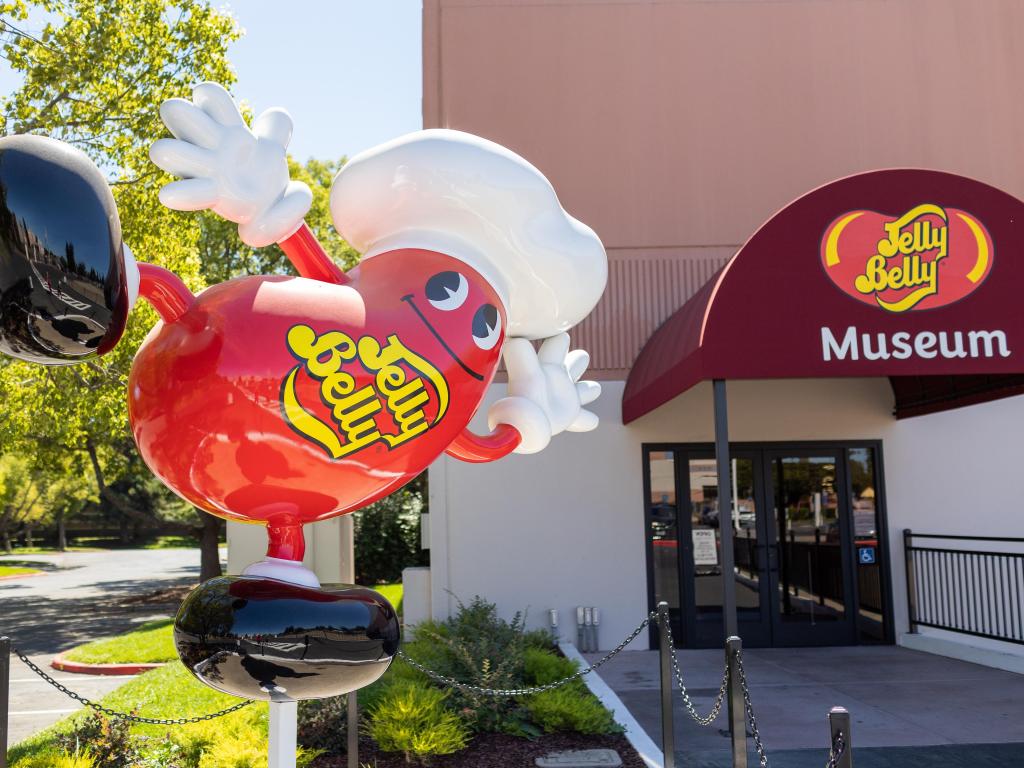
left=828, top=706, right=852, bottom=768
left=1, top=637, right=9, bottom=768
left=268, top=698, right=298, bottom=768
left=726, top=637, right=747, bottom=768
left=657, top=602, right=675, bottom=768
left=347, top=692, right=358, bottom=768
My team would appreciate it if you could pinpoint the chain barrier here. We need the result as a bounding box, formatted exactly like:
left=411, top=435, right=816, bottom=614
left=12, top=648, right=254, bottom=724
left=659, top=611, right=730, bottom=727
left=8, top=615, right=852, bottom=768
left=825, top=730, right=845, bottom=768
left=735, top=650, right=770, bottom=768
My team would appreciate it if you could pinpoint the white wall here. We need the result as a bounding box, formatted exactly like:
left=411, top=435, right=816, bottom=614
left=884, top=396, right=1024, bottom=651
left=429, top=377, right=1024, bottom=655
left=226, top=515, right=355, bottom=584
left=428, top=377, right=890, bottom=648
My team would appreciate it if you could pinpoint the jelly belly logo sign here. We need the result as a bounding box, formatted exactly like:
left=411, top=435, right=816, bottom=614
left=821, top=204, right=993, bottom=312
left=819, top=204, right=1009, bottom=363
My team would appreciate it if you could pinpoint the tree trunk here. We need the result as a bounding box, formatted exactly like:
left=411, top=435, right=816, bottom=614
left=2, top=530, right=11, bottom=555
left=57, top=512, right=67, bottom=552
left=24, top=526, right=33, bottom=548
left=199, top=511, right=223, bottom=582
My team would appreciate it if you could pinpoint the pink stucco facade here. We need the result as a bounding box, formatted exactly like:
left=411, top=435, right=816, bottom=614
left=424, top=0, right=1024, bottom=377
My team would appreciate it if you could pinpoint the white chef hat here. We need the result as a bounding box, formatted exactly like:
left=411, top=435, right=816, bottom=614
left=329, top=129, right=607, bottom=340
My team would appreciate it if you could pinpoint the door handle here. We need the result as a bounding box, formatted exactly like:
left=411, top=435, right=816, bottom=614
left=766, top=543, right=781, bottom=573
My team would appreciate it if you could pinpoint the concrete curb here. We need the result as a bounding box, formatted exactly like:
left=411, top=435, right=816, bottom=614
left=51, top=652, right=166, bottom=676
left=560, top=642, right=663, bottom=768
left=0, top=570, right=44, bottom=581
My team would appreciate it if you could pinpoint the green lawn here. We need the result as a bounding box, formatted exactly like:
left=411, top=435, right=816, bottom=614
left=0, top=565, right=40, bottom=578
left=8, top=663, right=272, bottom=766
left=64, top=619, right=177, bottom=665
left=62, top=584, right=404, bottom=665
left=375, top=582, right=404, bottom=615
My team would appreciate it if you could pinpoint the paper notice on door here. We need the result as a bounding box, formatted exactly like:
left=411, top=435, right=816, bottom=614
left=692, top=528, right=718, bottom=566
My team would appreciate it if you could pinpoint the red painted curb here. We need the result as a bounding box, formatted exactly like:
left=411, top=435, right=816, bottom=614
left=51, top=652, right=167, bottom=676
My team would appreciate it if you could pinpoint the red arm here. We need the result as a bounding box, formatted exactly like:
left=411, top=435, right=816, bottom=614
left=444, top=423, right=521, bottom=463
left=278, top=222, right=350, bottom=285
left=138, top=263, right=194, bottom=322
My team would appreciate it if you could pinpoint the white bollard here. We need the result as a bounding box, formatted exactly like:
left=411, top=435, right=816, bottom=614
left=268, top=700, right=298, bottom=768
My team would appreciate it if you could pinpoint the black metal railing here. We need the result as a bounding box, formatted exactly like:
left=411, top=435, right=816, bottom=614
left=904, top=530, right=1024, bottom=645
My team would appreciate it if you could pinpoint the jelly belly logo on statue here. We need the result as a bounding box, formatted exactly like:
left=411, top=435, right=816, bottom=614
left=281, top=324, right=450, bottom=459
left=821, top=204, right=993, bottom=312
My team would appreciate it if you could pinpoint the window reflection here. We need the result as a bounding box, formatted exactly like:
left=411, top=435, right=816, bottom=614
left=850, top=447, right=885, bottom=641
left=648, top=451, right=681, bottom=641
left=690, top=458, right=760, bottom=619
left=773, top=456, right=845, bottom=623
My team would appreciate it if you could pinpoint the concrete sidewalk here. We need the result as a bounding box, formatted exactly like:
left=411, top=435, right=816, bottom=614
left=585, top=645, right=1024, bottom=766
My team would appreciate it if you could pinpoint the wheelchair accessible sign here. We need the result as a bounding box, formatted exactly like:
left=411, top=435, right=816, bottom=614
left=858, top=546, right=877, bottom=565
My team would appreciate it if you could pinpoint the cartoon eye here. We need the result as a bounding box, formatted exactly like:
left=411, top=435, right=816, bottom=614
left=426, top=271, right=468, bottom=311
left=472, top=304, right=501, bottom=350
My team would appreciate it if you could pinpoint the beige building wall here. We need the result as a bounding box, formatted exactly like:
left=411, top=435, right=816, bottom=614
left=429, top=379, right=1024, bottom=654
left=425, top=0, right=1024, bottom=377
left=424, top=0, right=1024, bottom=654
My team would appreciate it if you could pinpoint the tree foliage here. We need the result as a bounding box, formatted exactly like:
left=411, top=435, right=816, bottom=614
left=0, top=1, right=408, bottom=574
left=197, top=157, right=358, bottom=283
left=0, top=0, right=238, bottom=566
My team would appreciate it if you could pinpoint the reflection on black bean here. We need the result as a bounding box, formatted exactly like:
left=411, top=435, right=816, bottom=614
left=0, top=134, right=129, bottom=364
left=174, top=576, right=401, bottom=701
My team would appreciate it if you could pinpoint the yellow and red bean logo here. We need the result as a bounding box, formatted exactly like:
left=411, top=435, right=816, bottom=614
left=821, top=204, right=993, bottom=312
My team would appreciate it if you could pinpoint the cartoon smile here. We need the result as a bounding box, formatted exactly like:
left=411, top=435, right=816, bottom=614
left=401, top=293, right=484, bottom=381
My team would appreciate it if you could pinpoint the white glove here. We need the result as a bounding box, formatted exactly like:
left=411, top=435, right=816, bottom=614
left=487, top=334, right=601, bottom=454
left=149, top=82, right=312, bottom=248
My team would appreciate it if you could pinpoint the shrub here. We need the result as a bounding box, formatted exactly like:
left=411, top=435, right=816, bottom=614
left=406, top=596, right=537, bottom=735
left=523, top=647, right=579, bottom=686
left=297, top=695, right=347, bottom=753
left=366, top=681, right=469, bottom=762
left=14, top=750, right=97, bottom=768
left=525, top=685, right=622, bottom=735
left=57, top=714, right=137, bottom=768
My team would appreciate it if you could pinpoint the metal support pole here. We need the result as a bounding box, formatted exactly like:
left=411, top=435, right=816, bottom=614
left=1, top=637, right=9, bottom=768
left=713, top=379, right=739, bottom=638
left=828, top=706, right=853, bottom=768
left=657, top=602, right=675, bottom=768
left=726, top=636, right=747, bottom=768
left=268, top=699, right=298, bottom=768
left=347, top=692, right=359, bottom=768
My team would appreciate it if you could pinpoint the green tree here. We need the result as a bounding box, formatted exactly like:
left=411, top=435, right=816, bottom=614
left=0, top=454, right=46, bottom=552
left=354, top=473, right=428, bottom=585
left=196, top=156, right=359, bottom=283
left=0, top=0, right=239, bottom=578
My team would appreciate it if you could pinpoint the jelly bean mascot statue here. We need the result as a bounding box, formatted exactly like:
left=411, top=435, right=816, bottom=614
left=0, top=83, right=607, bottom=703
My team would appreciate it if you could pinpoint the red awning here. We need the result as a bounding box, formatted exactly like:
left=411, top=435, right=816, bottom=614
left=623, top=169, right=1024, bottom=423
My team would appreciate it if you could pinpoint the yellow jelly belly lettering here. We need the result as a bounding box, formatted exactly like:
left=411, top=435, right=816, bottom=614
left=282, top=324, right=450, bottom=459
left=854, top=204, right=949, bottom=313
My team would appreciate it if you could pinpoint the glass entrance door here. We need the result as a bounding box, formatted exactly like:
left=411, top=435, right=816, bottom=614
left=765, top=451, right=858, bottom=646
left=680, top=452, right=772, bottom=647
left=645, top=443, right=887, bottom=648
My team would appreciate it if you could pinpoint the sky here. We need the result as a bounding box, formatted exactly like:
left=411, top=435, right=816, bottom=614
left=226, top=1, right=422, bottom=161
left=0, top=0, right=423, bottom=162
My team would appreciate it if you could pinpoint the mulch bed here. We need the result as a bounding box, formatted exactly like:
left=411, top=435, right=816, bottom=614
left=312, top=732, right=646, bottom=768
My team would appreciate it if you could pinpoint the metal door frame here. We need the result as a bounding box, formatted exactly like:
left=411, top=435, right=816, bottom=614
left=643, top=440, right=894, bottom=648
